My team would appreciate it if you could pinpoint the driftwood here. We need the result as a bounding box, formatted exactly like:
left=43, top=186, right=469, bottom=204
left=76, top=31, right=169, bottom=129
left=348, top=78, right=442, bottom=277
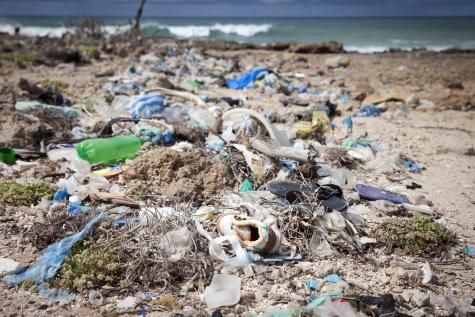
left=250, top=138, right=309, bottom=162
left=149, top=87, right=207, bottom=108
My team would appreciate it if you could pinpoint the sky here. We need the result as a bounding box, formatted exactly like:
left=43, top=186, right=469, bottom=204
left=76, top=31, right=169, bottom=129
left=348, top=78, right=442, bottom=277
left=1, top=0, right=475, bottom=17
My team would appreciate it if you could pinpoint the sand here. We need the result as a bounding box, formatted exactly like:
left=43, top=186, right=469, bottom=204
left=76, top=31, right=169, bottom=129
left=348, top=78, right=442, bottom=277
left=0, top=33, right=474, bottom=316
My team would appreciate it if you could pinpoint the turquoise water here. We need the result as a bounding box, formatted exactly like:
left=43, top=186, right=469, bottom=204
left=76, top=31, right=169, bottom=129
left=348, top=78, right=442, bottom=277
left=1, top=16, right=475, bottom=52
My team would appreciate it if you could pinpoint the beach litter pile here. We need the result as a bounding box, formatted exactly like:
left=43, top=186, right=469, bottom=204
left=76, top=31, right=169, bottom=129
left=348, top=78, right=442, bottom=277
left=0, top=31, right=474, bottom=317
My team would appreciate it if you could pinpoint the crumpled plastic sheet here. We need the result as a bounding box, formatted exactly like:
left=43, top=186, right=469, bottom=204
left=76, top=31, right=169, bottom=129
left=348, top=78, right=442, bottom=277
left=226, top=67, right=268, bottom=89
left=194, top=219, right=252, bottom=272
left=5, top=212, right=107, bottom=302
left=126, top=93, right=166, bottom=119
left=292, top=111, right=331, bottom=138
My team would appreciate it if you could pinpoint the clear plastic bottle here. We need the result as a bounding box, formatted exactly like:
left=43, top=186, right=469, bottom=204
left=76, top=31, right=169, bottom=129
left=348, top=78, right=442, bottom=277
left=76, top=135, right=142, bottom=164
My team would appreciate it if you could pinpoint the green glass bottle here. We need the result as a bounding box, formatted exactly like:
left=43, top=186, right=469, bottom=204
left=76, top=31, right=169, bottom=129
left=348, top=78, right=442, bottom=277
left=76, top=135, right=142, bottom=164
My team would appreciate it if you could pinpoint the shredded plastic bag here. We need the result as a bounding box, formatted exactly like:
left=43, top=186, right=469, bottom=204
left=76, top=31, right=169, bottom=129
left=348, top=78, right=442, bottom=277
left=126, top=93, right=166, bottom=119
left=226, top=67, right=268, bottom=89
left=5, top=213, right=106, bottom=303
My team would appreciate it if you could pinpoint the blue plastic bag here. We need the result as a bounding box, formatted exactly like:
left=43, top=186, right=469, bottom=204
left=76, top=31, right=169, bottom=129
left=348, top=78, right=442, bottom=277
left=126, top=93, right=166, bottom=119
left=6, top=213, right=106, bottom=286
left=226, top=67, right=268, bottom=89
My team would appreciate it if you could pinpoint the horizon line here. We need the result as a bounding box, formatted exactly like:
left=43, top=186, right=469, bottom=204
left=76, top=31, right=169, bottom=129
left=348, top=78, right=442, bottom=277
left=2, top=15, right=475, bottom=18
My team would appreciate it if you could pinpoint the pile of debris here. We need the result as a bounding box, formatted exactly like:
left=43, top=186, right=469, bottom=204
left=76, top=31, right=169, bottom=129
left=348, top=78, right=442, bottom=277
left=0, top=36, right=474, bottom=317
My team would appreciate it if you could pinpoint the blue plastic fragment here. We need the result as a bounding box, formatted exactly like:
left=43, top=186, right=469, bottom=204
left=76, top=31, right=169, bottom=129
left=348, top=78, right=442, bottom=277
left=298, top=84, right=308, bottom=93
left=226, top=67, right=268, bottom=89
left=402, top=159, right=421, bottom=173
left=280, top=159, right=298, bottom=171
left=342, top=116, right=353, bottom=134
left=312, top=87, right=321, bottom=94
left=354, top=104, right=379, bottom=117
left=323, top=274, right=343, bottom=283
left=52, top=188, right=68, bottom=204
left=464, top=246, right=474, bottom=257
left=67, top=202, right=81, bottom=214
left=354, top=183, right=410, bottom=204
left=166, top=48, right=176, bottom=57
left=339, top=93, right=350, bottom=104
left=305, top=278, right=319, bottom=290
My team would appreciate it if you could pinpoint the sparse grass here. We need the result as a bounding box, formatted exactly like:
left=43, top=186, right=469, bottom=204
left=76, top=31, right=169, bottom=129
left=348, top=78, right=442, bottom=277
left=79, top=46, right=100, bottom=59
left=0, top=52, right=39, bottom=63
left=52, top=234, right=125, bottom=292
left=41, top=79, right=69, bottom=93
left=0, top=181, right=55, bottom=206
left=378, top=215, right=455, bottom=256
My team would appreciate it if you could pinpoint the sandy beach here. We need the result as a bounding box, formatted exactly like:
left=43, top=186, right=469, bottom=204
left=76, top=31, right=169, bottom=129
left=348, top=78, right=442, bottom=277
left=0, top=31, right=474, bottom=316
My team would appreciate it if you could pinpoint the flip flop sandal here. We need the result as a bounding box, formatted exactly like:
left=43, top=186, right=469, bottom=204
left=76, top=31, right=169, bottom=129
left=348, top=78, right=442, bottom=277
left=267, top=181, right=347, bottom=211
left=354, top=183, right=410, bottom=204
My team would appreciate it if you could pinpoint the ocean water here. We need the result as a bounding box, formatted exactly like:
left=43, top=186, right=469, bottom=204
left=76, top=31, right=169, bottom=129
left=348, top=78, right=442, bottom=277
left=1, top=16, right=475, bottom=53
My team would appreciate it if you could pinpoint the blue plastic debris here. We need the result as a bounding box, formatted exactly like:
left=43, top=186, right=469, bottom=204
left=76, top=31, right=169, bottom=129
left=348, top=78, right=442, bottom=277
left=5, top=213, right=106, bottom=301
left=402, top=159, right=421, bottom=173
left=240, top=179, right=253, bottom=192
left=6, top=212, right=106, bottom=285
left=311, top=87, right=321, bottom=94
left=67, top=201, right=81, bottom=214
left=226, top=67, right=268, bottom=89
left=323, top=274, right=343, bottom=283
left=339, top=93, right=350, bottom=104
left=52, top=188, right=68, bottom=204
left=126, top=93, right=166, bottom=119
left=166, top=48, right=176, bottom=57
left=304, top=291, right=343, bottom=311
left=305, top=278, right=319, bottom=290
left=464, top=246, right=474, bottom=257
left=354, top=104, right=379, bottom=117
left=354, top=183, right=410, bottom=204
left=298, top=84, right=308, bottom=93
left=280, top=159, right=298, bottom=172
left=342, top=116, right=353, bottom=134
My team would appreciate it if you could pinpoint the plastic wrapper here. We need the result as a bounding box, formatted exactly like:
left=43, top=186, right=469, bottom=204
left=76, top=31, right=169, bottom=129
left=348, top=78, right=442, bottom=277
left=158, top=227, right=192, bottom=262
left=292, top=111, right=331, bottom=138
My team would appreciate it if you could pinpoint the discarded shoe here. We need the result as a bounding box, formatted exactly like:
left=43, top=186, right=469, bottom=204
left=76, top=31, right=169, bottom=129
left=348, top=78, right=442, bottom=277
left=267, top=181, right=347, bottom=211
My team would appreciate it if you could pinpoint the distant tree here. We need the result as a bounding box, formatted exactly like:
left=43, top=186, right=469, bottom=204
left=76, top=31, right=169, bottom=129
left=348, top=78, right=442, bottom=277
left=132, top=0, right=146, bottom=35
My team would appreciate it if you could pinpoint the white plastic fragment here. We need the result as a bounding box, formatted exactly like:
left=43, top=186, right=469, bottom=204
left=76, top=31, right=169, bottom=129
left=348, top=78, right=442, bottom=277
left=0, top=258, right=23, bottom=276
left=402, top=203, right=435, bottom=215
left=204, top=274, right=241, bottom=308
left=116, top=296, right=137, bottom=309
left=159, top=227, right=193, bottom=262
left=420, top=261, right=433, bottom=284
left=360, top=237, right=377, bottom=245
